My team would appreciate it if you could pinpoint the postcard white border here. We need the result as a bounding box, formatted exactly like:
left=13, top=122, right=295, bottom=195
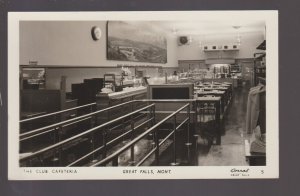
left=8, top=11, right=278, bottom=180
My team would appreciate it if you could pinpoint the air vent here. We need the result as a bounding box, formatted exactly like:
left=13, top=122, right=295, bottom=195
left=178, top=36, right=190, bottom=46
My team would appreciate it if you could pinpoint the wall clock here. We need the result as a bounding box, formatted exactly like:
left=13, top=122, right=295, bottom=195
left=91, top=26, right=102, bottom=41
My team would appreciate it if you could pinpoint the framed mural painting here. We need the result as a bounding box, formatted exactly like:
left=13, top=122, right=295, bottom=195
left=107, top=21, right=167, bottom=64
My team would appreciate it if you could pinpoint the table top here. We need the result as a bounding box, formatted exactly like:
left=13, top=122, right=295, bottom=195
left=196, top=97, right=221, bottom=101
left=195, top=88, right=228, bottom=92
left=195, top=85, right=229, bottom=89
left=196, top=90, right=225, bottom=95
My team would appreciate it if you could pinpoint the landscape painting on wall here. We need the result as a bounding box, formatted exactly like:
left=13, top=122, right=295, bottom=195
left=107, top=21, right=167, bottom=64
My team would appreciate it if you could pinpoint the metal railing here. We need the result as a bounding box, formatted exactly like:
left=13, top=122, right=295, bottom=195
left=19, top=98, right=224, bottom=166
left=67, top=105, right=154, bottom=166
left=20, top=100, right=137, bottom=142
left=90, top=103, right=191, bottom=167
left=19, top=103, right=155, bottom=166
left=20, top=102, right=97, bottom=123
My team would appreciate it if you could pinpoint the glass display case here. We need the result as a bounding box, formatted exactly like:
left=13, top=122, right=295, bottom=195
left=21, top=68, right=46, bottom=90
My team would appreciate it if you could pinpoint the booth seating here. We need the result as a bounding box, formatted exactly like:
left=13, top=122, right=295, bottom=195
left=72, top=78, right=103, bottom=106
left=20, top=89, right=78, bottom=132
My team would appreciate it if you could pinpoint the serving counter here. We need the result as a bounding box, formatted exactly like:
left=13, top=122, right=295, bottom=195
left=96, top=87, right=147, bottom=123
left=202, top=78, right=241, bottom=88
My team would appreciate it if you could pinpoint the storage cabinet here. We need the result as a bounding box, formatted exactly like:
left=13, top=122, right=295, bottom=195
left=254, top=40, right=266, bottom=86
left=254, top=53, right=266, bottom=85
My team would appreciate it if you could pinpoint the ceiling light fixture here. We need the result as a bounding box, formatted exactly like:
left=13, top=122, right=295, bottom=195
left=233, top=25, right=242, bottom=46
left=172, top=27, right=178, bottom=35
left=188, top=35, right=193, bottom=43
left=198, top=35, right=205, bottom=51
left=198, top=40, right=202, bottom=48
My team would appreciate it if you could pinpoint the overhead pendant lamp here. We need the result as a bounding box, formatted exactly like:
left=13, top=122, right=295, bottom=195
left=233, top=25, right=242, bottom=46
left=172, top=27, right=178, bottom=35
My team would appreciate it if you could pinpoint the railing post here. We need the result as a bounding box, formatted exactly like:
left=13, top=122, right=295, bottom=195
left=122, top=118, right=126, bottom=143
left=112, top=157, right=119, bottom=166
left=28, top=159, right=32, bottom=167
left=51, top=127, right=59, bottom=166
left=90, top=112, right=97, bottom=162
left=38, top=155, right=44, bottom=167
left=90, top=108, right=97, bottom=162
left=215, top=100, right=221, bottom=145
left=193, top=102, right=200, bottom=164
left=58, top=125, right=63, bottom=166
left=154, top=128, right=160, bottom=165
left=152, top=104, right=156, bottom=126
left=90, top=104, right=94, bottom=113
left=185, top=104, right=192, bottom=146
left=171, top=115, right=179, bottom=166
left=149, top=104, right=156, bottom=146
left=130, top=145, right=135, bottom=166
left=90, top=132, right=97, bottom=163
left=107, top=110, right=110, bottom=122
left=194, top=101, right=198, bottom=131
left=54, top=114, right=58, bottom=123
left=129, top=115, right=135, bottom=165
left=102, top=129, right=108, bottom=158
left=90, top=108, right=95, bottom=127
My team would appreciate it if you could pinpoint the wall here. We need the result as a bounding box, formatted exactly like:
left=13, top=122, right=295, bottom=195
left=20, top=21, right=178, bottom=91
left=20, top=21, right=263, bottom=91
left=20, top=21, right=178, bottom=67
left=20, top=21, right=179, bottom=91
left=177, top=31, right=264, bottom=60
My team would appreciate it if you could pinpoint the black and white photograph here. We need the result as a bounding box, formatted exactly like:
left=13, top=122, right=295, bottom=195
left=7, top=11, right=278, bottom=180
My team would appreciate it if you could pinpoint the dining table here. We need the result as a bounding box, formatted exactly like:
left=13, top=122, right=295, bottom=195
left=196, top=96, right=222, bottom=145
left=196, top=90, right=226, bottom=114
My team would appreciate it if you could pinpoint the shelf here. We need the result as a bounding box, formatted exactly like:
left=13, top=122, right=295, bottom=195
left=254, top=53, right=266, bottom=59
left=257, top=77, right=266, bottom=85
left=223, top=48, right=239, bottom=51
left=204, top=49, right=222, bottom=52
left=204, top=49, right=239, bottom=52
left=254, top=42, right=266, bottom=86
